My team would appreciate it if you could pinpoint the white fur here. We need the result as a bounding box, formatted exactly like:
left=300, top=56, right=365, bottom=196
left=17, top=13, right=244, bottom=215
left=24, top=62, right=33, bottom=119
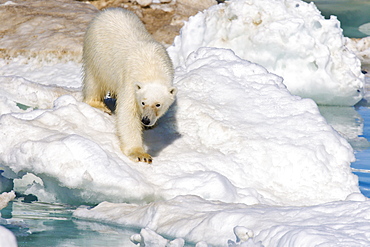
left=82, top=8, right=176, bottom=163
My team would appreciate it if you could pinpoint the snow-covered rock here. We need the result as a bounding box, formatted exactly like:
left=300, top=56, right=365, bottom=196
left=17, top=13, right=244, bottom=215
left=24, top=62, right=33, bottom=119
left=0, top=0, right=98, bottom=61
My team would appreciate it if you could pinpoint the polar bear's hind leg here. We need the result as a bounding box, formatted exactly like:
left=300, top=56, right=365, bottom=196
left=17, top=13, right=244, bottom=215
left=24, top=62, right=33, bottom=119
left=83, top=73, right=112, bottom=114
left=85, top=99, right=112, bottom=114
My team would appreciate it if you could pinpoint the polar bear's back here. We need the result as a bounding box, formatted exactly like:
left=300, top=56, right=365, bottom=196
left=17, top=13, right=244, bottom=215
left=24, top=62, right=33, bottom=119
left=83, top=9, right=151, bottom=75
left=88, top=8, right=151, bottom=45
left=83, top=8, right=173, bottom=91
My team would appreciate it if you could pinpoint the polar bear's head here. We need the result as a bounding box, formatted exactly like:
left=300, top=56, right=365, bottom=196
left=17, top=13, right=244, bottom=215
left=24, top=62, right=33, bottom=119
left=135, top=82, right=177, bottom=127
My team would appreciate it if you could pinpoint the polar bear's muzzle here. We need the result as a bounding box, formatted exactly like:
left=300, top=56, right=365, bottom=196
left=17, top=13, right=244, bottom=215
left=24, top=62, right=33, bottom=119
left=141, top=116, right=151, bottom=126
left=141, top=108, right=158, bottom=127
left=141, top=116, right=157, bottom=127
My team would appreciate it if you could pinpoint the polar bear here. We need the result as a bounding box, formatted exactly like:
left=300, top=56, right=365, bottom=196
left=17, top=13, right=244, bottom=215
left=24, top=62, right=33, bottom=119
left=82, top=8, right=177, bottom=164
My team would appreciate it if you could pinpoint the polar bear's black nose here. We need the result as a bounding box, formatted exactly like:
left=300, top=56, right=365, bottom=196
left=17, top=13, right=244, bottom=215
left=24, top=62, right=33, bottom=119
left=142, top=116, right=150, bottom=126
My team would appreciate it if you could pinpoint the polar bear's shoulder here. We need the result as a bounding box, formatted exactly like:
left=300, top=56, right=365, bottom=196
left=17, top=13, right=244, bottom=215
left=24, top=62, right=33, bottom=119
left=94, top=8, right=144, bottom=29
left=88, top=8, right=151, bottom=42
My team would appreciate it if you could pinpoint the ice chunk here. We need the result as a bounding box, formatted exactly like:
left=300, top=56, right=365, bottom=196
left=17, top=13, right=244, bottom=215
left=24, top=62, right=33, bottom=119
left=0, top=226, right=17, bottom=247
left=168, top=0, right=364, bottom=106
left=74, top=195, right=370, bottom=247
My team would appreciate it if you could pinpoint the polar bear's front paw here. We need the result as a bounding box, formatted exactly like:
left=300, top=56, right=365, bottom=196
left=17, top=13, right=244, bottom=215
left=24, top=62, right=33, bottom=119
left=127, top=148, right=152, bottom=164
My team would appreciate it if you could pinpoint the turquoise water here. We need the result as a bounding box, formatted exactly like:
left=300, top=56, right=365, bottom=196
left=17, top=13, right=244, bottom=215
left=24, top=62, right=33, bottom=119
left=1, top=199, right=139, bottom=246
left=304, top=0, right=370, bottom=38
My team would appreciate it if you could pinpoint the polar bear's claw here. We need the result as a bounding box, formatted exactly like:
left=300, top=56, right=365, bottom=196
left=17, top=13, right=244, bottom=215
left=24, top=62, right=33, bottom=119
left=137, top=156, right=152, bottom=164
left=128, top=149, right=152, bottom=164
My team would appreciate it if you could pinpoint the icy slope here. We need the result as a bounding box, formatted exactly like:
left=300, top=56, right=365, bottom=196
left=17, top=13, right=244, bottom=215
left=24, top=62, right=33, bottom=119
left=0, top=48, right=359, bottom=206
left=168, top=0, right=364, bottom=106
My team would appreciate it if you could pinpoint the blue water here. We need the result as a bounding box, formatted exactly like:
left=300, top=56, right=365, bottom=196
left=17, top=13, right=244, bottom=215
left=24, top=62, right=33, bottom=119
left=350, top=104, right=370, bottom=197
left=318, top=100, right=370, bottom=198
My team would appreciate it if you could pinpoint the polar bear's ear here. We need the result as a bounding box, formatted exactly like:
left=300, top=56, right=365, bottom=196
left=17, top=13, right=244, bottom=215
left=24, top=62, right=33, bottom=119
left=169, top=87, right=177, bottom=96
left=135, top=82, right=143, bottom=91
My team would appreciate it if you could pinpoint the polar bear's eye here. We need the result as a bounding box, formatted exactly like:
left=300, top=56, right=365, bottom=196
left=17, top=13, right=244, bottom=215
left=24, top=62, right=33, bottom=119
left=141, top=102, right=145, bottom=106
left=156, top=104, right=161, bottom=108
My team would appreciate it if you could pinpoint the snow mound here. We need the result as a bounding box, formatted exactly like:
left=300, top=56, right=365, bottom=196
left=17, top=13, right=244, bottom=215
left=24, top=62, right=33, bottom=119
left=74, top=195, right=370, bottom=247
left=168, top=0, right=364, bottom=106
left=0, top=47, right=359, bottom=206
left=0, top=75, right=82, bottom=111
left=171, top=48, right=359, bottom=205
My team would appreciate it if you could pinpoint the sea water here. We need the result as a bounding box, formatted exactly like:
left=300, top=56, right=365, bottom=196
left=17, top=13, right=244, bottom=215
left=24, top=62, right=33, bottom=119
left=303, top=0, right=370, bottom=38
left=350, top=104, right=370, bottom=197
left=320, top=100, right=370, bottom=198
left=0, top=200, right=140, bottom=247
left=1, top=1, right=370, bottom=246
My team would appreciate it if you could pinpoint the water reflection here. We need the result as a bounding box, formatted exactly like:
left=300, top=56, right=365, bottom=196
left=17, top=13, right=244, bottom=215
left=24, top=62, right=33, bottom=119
left=1, top=199, right=138, bottom=247
left=319, top=105, right=370, bottom=150
left=319, top=99, right=370, bottom=197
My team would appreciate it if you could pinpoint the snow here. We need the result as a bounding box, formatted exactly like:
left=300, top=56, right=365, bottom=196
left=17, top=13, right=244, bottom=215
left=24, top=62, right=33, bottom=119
left=0, top=46, right=366, bottom=246
left=74, top=194, right=370, bottom=247
left=0, top=225, right=17, bottom=247
left=168, top=0, right=365, bottom=106
left=130, top=228, right=185, bottom=247
left=0, top=192, right=17, bottom=247
left=346, top=37, right=370, bottom=67
left=0, top=0, right=370, bottom=246
left=0, top=48, right=359, bottom=207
